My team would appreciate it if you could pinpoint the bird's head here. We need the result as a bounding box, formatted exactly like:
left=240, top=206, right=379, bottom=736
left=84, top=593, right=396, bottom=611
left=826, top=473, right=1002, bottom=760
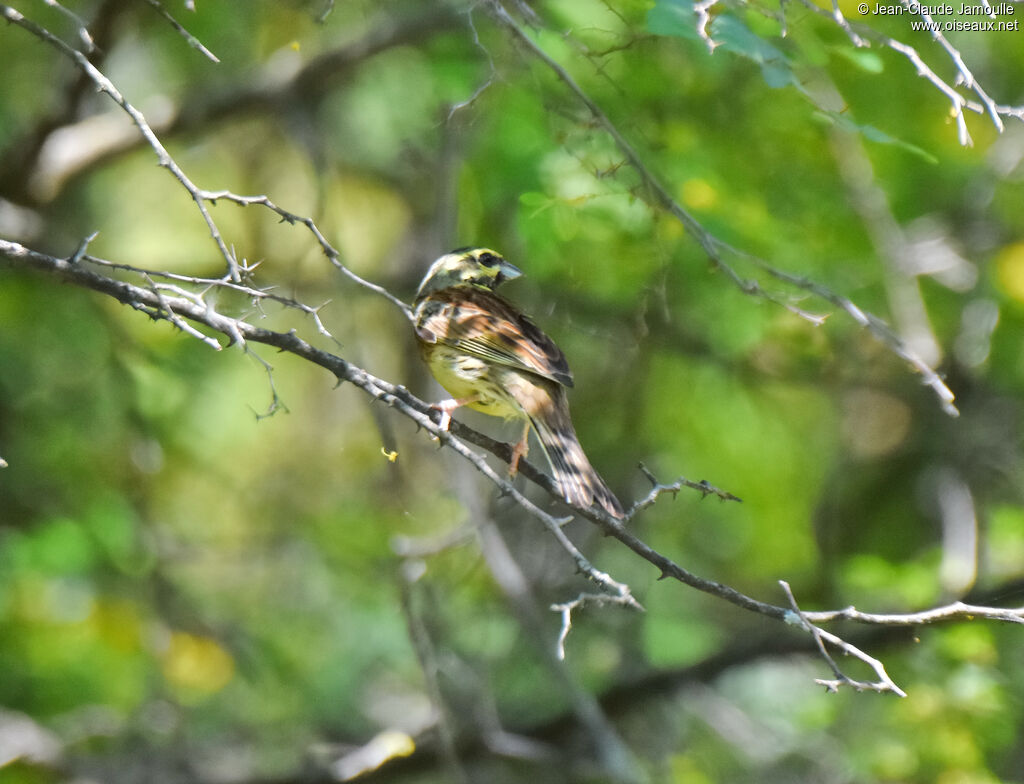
left=415, top=247, right=523, bottom=299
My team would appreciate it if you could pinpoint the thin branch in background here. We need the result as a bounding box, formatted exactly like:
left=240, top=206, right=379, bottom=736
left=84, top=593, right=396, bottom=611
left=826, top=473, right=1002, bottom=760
left=39, top=0, right=95, bottom=51
left=781, top=581, right=907, bottom=697
left=1, top=8, right=461, bottom=206
left=477, top=536, right=644, bottom=782
left=485, top=0, right=960, bottom=417
left=551, top=592, right=639, bottom=661
left=446, top=5, right=497, bottom=122
left=741, top=249, right=958, bottom=417
left=461, top=466, right=643, bottom=783
left=399, top=572, right=470, bottom=784
left=196, top=189, right=415, bottom=320
left=137, top=0, right=219, bottom=63
left=814, top=74, right=944, bottom=369
left=898, top=0, right=1003, bottom=132
left=245, top=347, right=289, bottom=420
left=885, top=36, right=972, bottom=147
left=140, top=271, right=222, bottom=350
left=629, top=463, right=742, bottom=518
left=828, top=0, right=867, bottom=47
left=792, top=0, right=1024, bottom=144
left=391, top=522, right=477, bottom=559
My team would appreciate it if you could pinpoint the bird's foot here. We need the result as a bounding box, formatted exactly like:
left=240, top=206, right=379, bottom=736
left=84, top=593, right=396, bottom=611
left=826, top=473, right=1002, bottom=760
left=507, top=422, right=530, bottom=477
left=430, top=398, right=475, bottom=439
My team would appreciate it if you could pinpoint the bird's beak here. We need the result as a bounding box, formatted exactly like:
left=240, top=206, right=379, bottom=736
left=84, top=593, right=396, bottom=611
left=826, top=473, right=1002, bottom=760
left=496, top=260, right=522, bottom=284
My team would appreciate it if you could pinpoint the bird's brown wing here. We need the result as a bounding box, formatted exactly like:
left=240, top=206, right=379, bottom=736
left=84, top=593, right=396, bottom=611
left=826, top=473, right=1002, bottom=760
left=415, top=287, right=574, bottom=388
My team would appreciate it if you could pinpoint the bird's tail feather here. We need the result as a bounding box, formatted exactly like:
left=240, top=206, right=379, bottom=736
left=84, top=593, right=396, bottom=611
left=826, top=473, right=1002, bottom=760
left=528, top=394, right=624, bottom=519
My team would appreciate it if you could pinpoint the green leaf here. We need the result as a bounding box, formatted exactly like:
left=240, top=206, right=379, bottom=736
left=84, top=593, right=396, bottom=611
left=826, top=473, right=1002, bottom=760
left=814, top=110, right=939, bottom=163
left=646, top=0, right=700, bottom=39
left=710, top=14, right=782, bottom=65
left=711, top=15, right=797, bottom=89
left=830, top=44, right=885, bottom=74
left=648, top=2, right=798, bottom=90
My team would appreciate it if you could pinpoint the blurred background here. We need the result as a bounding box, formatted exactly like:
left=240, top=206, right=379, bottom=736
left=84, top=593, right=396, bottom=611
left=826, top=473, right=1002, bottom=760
left=1, top=0, right=1024, bottom=782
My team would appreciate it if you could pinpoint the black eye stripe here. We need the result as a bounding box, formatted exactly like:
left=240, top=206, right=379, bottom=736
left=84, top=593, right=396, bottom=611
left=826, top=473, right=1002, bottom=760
left=478, top=252, right=500, bottom=268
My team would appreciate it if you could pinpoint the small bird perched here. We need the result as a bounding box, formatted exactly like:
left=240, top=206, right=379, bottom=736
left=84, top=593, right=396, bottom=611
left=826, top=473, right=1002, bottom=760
left=414, top=247, right=624, bottom=519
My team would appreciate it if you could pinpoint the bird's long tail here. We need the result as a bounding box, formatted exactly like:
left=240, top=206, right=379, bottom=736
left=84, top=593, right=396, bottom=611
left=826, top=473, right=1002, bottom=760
left=528, top=390, right=624, bottom=519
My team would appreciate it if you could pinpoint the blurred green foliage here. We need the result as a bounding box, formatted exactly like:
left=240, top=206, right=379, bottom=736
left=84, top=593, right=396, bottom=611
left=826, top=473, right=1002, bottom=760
left=1, top=0, right=1024, bottom=782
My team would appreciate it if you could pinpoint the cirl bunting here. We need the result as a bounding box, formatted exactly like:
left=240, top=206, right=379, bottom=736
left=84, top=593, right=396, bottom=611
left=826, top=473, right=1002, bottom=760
left=414, top=247, right=624, bottom=519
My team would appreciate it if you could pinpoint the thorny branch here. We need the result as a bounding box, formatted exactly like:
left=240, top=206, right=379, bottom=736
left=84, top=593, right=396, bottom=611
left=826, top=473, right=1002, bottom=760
left=781, top=581, right=907, bottom=697
left=5, top=237, right=1024, bottom=699
left=1, top=239, right=636, bottom=609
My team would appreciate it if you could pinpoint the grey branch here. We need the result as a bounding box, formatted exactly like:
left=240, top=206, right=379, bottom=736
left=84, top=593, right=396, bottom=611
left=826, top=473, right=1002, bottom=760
left=5, top=237, right=1024, bottom=697
left=781, top=581, right=907, bottom=697
left=0, top=238, right=633, bottom=608
left=138, top=0, right=220, bottom=63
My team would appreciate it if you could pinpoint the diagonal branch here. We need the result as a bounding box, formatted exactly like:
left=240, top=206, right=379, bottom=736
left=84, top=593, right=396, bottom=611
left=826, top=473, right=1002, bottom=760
left=781, top=580, right=907, bottom=697
left=138, top=0, right=219, bottom=63
left=5, top=237, right=1024, bottom=697
left=0, top=238, right=634, bottom=609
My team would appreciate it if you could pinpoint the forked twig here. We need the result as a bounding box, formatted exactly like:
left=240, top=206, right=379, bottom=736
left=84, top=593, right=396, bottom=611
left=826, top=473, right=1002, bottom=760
left=781, top=581, right=907, bottom=697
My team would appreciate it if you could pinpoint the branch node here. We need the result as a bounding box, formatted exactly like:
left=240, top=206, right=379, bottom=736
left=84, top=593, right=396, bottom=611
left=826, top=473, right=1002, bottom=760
left=68, top=231, right=100, bottom=264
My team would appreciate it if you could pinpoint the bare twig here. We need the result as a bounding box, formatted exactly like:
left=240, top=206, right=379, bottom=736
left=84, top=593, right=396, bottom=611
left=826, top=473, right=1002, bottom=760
left=2, top=5, right=414, bottom=314
left=194, top=189, right=414, bottom=320
left=829, top=0, right=867, bottom=47
left=897, top=0, right=1003, bottom=133
left=245, top=346, right=289, bottom=420
left=801, top=600, right=1024, bottom=627
left=86, top=256, right=340, bottom=341
left=781, top=581, right=907, bottom=696
left=630, top=463, right=742, bottom=517
left=551, top=592, right=640, bottom=661
left=793, top=0, right=1024, bottom=145
left=40, top=0, right=95, bottom=51
left=138, top=0, right=220, bottom=62
left=446, top=5, right=497, bottom=121
left=141, top=271, right=222, bottom=350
